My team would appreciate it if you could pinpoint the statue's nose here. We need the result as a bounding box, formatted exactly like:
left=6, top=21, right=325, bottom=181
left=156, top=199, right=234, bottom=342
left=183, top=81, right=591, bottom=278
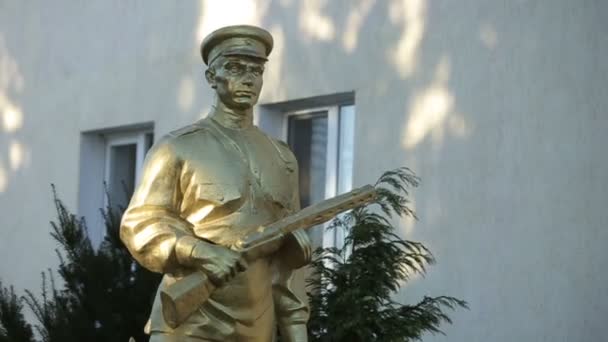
left=241, top=73, right=254, bottom=86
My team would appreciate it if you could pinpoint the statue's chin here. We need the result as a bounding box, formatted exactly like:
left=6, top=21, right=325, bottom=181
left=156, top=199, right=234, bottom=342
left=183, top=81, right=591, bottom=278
left=225, top=100, right=256, bottom=111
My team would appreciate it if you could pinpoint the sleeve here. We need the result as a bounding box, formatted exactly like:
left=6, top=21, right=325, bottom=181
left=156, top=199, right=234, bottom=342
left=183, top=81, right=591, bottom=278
left=272, top=152, right=311, bottom=335
left=120, top=138, right=198, bottom=274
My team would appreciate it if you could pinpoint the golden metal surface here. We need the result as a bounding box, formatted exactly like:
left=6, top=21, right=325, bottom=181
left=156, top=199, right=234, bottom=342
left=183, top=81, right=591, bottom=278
left=120, top=25, right=311, bottom=341
left=161, top=185, right=378, bottom=328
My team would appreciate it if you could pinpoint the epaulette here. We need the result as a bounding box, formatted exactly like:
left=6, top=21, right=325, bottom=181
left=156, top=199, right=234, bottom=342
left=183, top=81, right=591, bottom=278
left=167, top=120, right=208, bottom=138
left=273, top=139, right=291, bottom=149
left=269, top=138, right=296, bottom=173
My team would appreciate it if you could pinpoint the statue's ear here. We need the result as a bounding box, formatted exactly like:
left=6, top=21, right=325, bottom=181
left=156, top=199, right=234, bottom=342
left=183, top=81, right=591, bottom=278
left=205, top=68, right=216, bottom=89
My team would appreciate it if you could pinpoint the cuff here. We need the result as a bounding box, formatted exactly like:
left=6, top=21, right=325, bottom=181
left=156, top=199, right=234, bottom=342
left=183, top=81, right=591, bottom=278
left=174, top=235, right=199, bottom=266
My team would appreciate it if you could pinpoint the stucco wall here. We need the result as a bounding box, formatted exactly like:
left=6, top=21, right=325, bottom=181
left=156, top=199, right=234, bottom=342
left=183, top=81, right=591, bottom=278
left=0, top=1, right=606, bottom=341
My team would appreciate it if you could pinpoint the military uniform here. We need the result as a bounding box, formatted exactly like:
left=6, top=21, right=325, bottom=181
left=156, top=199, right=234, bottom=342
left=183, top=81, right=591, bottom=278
left=121, top=116, right=310, bottom=341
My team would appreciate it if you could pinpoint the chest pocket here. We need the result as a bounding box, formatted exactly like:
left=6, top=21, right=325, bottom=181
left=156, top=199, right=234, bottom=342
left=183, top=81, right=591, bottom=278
left=194, top=181, right=243, bottom=217
left=196, top=183, right=242, bottom=206
left=189, top=182, right=247, bottom=226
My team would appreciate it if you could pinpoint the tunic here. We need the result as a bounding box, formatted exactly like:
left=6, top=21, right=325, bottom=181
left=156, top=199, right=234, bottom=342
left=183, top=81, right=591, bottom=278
left=120, top=116, right=309, bottom=341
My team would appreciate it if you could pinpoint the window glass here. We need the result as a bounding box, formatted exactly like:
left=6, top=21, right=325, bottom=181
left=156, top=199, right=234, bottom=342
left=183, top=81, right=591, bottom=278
left=338, top=104, right=355, bottom=194
left=108, top=143, right=137, bottom=210
left=288, top=111, right=328, bottom=208
left=145, top=132, right=154, bottom=151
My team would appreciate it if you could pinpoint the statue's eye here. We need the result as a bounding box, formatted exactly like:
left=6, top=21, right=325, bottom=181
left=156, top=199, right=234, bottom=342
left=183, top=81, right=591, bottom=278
left=225, top=63, right=245, bottom=75
left=250, top=66, right=264, bottom=76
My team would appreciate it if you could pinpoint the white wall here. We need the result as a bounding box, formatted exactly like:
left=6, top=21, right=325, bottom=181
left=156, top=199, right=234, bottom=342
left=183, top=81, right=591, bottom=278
left=0, top=1, right=606, bottom=341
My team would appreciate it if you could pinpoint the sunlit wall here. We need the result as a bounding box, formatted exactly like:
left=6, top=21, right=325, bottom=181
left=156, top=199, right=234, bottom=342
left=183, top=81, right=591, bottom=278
left=0, top=1, right=606, bottom=341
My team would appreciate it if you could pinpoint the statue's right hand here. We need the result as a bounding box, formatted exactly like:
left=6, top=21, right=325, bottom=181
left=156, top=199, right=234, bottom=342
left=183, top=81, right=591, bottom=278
left=190, top=242, right=248, bottom=287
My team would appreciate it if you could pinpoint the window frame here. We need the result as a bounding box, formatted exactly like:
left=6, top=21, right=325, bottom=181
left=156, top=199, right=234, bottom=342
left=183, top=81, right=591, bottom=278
left=78, top=126, right=153, bottom=248
left=103, top=130, right=152, bottom=193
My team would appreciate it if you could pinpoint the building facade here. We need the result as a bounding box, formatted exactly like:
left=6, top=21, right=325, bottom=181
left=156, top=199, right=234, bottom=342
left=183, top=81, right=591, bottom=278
left=0, top=1, right=607, bottom=341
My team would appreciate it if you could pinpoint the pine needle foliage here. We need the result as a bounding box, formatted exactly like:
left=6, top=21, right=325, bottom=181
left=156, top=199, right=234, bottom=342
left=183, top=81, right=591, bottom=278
left=307, top=168, right=468, bottom=342
left=18, top=185, right=162, bottom=342
left=0, top=282, right=34, bottom=342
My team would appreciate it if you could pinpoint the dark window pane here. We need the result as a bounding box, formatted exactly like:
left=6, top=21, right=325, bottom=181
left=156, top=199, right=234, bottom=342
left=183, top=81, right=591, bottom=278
left=108, top=144, right=136, bottom=209
left=288, top=111, right=328, bottom=208
left=145, top=132, right=154, bottom=152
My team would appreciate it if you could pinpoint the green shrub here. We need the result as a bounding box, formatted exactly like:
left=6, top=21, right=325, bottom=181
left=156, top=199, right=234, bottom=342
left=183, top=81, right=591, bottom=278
left=306, top=168, right=468, bottom=341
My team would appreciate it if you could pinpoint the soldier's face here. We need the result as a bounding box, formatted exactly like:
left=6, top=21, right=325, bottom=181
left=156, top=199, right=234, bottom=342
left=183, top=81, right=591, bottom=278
left=208, top=56, right=265, bottom=110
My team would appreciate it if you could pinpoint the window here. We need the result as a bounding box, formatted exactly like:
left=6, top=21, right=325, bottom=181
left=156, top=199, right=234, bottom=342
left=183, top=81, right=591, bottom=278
left=79, top=124, right=153, bottom=247
left=103, top=131, right=154, bottom=210
left=284, top=104, right=355, bottom=248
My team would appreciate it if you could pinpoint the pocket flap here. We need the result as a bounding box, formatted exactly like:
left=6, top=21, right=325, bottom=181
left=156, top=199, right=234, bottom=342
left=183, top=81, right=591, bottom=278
left=196, top=183, right=241, bottom=205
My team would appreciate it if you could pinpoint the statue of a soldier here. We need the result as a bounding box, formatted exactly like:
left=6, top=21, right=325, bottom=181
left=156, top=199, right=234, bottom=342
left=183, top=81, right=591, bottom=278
left=120, top=25, right=311, bottom=342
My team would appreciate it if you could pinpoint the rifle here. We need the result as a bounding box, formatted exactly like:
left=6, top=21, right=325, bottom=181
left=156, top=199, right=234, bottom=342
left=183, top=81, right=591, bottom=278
left=160, top=184, right=378, bottom=328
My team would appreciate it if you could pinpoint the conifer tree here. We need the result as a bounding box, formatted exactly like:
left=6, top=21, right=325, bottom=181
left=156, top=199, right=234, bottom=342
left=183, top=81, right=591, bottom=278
left=306, top=168, right=468, bottom=341
left=0, top=186, right=162, bottom=342
left=0, top=283, right=34, bottom=342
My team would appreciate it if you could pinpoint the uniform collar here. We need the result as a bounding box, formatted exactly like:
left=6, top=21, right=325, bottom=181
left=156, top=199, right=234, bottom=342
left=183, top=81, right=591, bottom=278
left=210, top=110, right=254, bottom=131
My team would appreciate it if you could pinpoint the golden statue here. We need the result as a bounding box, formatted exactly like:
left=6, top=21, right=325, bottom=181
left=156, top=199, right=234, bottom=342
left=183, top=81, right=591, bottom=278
left=120, top=25, right=376, bottom=342
left=120, top=25, right=312, bottom=342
